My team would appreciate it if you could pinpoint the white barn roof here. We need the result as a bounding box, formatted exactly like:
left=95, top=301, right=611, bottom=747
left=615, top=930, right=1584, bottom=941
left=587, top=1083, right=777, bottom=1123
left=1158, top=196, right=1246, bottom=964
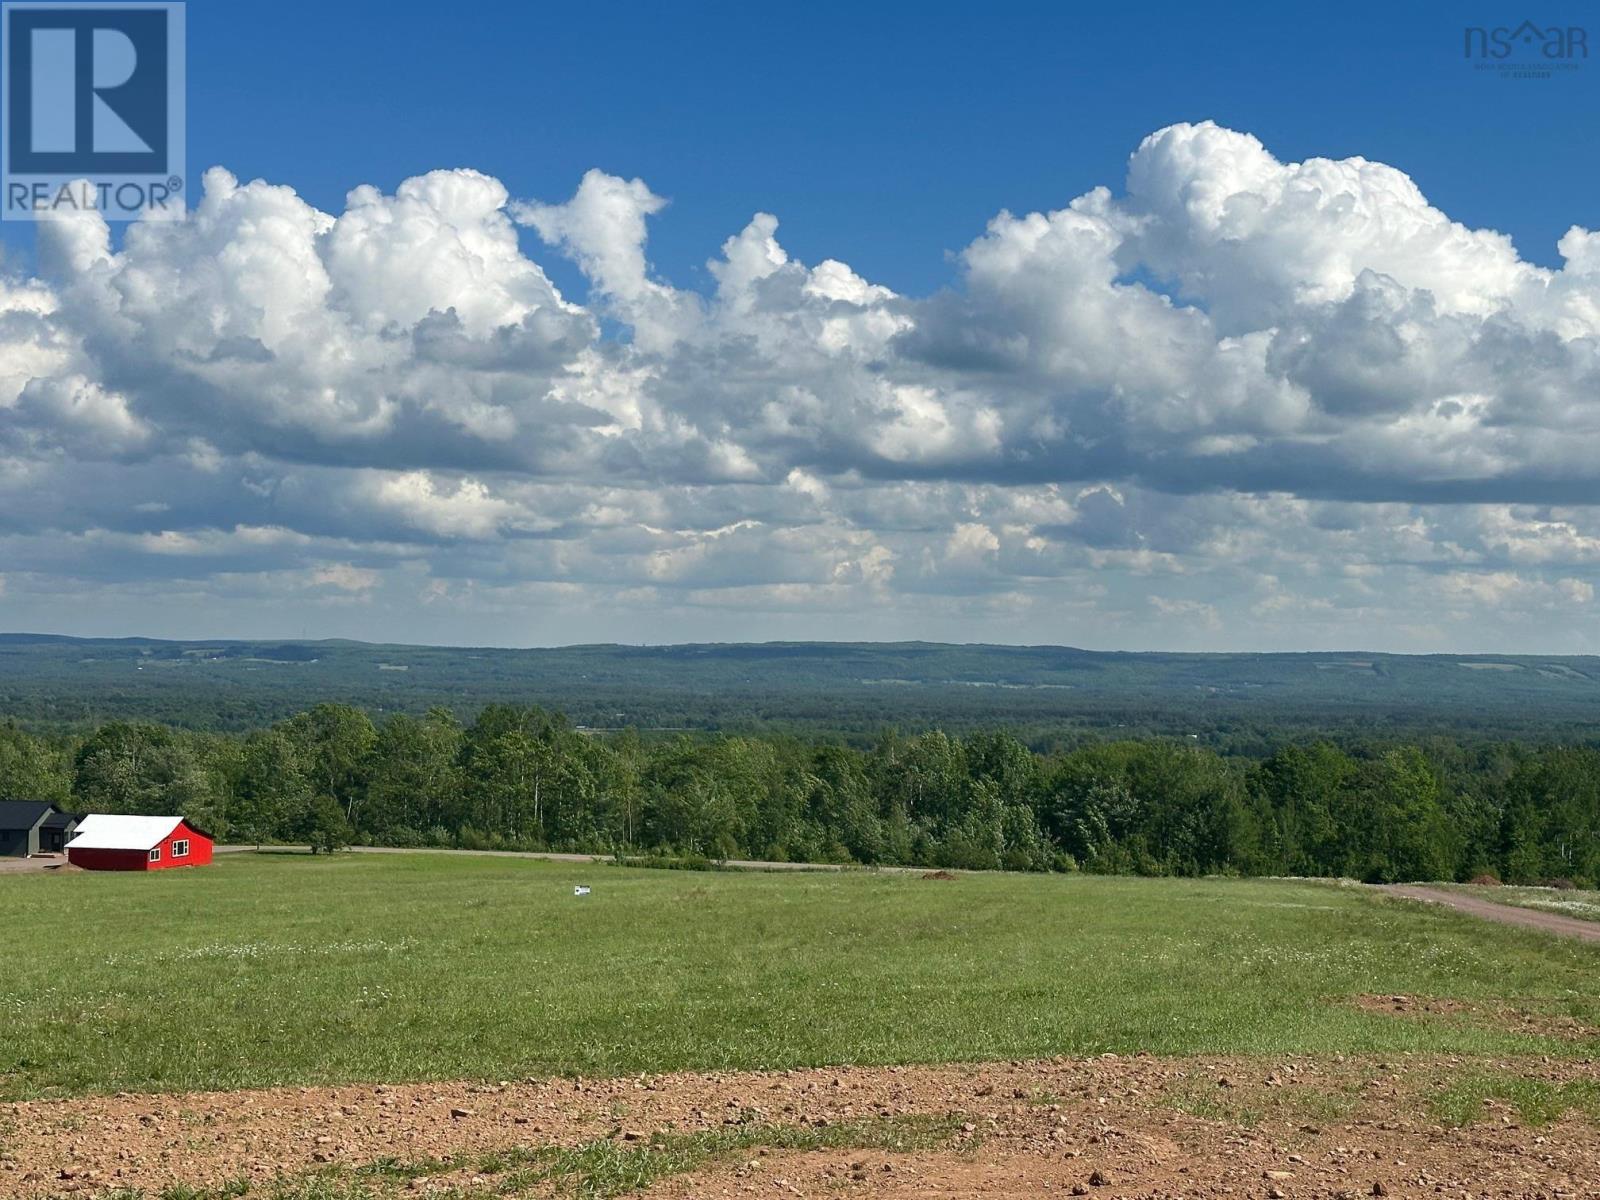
left=68, top=814, right=185, bottom=851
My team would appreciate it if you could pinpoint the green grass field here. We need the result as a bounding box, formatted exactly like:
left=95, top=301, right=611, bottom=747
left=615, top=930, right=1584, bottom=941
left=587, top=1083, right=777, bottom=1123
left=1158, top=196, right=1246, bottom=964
left=3, top=853, right=1599, bottom=1101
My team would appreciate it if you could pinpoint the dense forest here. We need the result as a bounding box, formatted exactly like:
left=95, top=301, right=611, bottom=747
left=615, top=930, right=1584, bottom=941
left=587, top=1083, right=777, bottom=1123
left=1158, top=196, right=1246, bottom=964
left=4, top=703, right=1598, bottom=885
left=5, top=634, right=1600, bottom=744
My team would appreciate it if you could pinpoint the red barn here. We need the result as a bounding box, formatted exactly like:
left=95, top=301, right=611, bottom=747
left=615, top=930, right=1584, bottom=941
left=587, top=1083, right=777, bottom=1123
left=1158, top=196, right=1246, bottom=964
left=66, top=815, right=213, bottom=871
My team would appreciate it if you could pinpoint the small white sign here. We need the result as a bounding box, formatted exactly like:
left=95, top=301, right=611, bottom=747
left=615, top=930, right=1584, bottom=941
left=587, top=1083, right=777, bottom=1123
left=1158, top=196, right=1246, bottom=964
left=573, top=885, right=591, bottom=897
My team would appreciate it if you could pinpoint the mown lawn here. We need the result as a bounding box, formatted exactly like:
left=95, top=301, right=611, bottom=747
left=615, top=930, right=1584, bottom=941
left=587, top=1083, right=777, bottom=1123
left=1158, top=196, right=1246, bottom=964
left=3, top=853, right=1598, bottom=1099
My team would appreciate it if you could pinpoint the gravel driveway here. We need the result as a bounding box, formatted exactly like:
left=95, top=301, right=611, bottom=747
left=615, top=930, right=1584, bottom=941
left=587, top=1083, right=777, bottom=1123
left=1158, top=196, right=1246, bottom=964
left=1380, top=883, right=1600, bottom=943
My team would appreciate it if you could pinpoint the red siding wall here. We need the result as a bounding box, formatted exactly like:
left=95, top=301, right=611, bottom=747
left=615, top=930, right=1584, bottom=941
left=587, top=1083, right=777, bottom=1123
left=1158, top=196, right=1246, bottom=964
left=151, top=822, right=213, bottom=870
left=68, top=821, right=214, bottom=871
left=66, top=847, right=150, bottom=871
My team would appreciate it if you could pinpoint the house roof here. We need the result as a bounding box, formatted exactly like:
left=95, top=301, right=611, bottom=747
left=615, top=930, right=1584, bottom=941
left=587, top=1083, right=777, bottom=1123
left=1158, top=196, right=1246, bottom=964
left=0, top=800, right=54, bottom=830
left=68, top=814, right=186, bottom=851
left=41, top=811, right=83, bottom=831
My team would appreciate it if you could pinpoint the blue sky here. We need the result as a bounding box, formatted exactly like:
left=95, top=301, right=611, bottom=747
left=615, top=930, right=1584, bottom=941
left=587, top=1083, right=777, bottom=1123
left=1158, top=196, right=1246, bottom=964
left=5, top=0, right=1597, bottom=291
left=2, top=1, right=1600, bottom=650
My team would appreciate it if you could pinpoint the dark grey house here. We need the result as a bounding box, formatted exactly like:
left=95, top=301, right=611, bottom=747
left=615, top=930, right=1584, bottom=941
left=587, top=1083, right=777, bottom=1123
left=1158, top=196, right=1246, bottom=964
left=39, top=810, right=83, bottom=854
left=0, top=801, right=56, bottom=857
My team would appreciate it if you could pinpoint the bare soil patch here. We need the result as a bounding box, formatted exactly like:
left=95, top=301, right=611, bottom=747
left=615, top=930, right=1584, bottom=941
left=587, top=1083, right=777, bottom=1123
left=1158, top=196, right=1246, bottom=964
left=1351, top=993, right=1600, bottom=1043
left=5, top=1056, right=1600, bottom=1199
left=0, top=858, right=77, bottom=877
left=1352, top=994, right=1469, bottom=1018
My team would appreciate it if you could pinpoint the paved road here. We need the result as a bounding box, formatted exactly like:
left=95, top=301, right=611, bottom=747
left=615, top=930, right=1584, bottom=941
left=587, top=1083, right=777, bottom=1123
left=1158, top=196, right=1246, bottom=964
left=1379, top=884, right=1600, bottom=944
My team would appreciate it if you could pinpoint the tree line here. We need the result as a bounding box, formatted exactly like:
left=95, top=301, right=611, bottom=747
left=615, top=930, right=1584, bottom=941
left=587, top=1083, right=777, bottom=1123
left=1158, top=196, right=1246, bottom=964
left=1, top=703, right=1597, bottom=884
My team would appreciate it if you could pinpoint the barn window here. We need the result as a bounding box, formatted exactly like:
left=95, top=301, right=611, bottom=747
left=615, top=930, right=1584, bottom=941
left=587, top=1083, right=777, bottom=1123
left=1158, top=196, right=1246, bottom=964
left=148, top=847, right=161, bottom=862
left=172, top=839, right=189, bottom=858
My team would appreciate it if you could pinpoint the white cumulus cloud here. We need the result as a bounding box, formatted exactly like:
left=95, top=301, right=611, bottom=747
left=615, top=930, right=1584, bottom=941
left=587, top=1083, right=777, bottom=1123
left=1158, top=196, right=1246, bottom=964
left=3, top=123, right=1600, bottom=649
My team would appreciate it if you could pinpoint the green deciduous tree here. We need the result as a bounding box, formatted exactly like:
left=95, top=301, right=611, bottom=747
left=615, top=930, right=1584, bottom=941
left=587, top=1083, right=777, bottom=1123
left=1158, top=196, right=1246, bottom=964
left=72, top=721, right=222, bottom=831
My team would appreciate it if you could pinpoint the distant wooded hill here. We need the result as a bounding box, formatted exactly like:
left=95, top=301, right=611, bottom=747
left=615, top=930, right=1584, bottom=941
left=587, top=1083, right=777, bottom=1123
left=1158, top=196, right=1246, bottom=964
left=0, top=634, right=1595, bottom=745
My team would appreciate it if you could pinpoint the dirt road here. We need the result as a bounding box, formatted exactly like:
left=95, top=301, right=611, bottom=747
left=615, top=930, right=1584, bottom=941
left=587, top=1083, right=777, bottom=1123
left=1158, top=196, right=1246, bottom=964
left=1379, top=883, right=1600, bottom=943
left=0, top=856, right=73, bottom=876
left=5, top=1055, right=1599, bottom=1199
